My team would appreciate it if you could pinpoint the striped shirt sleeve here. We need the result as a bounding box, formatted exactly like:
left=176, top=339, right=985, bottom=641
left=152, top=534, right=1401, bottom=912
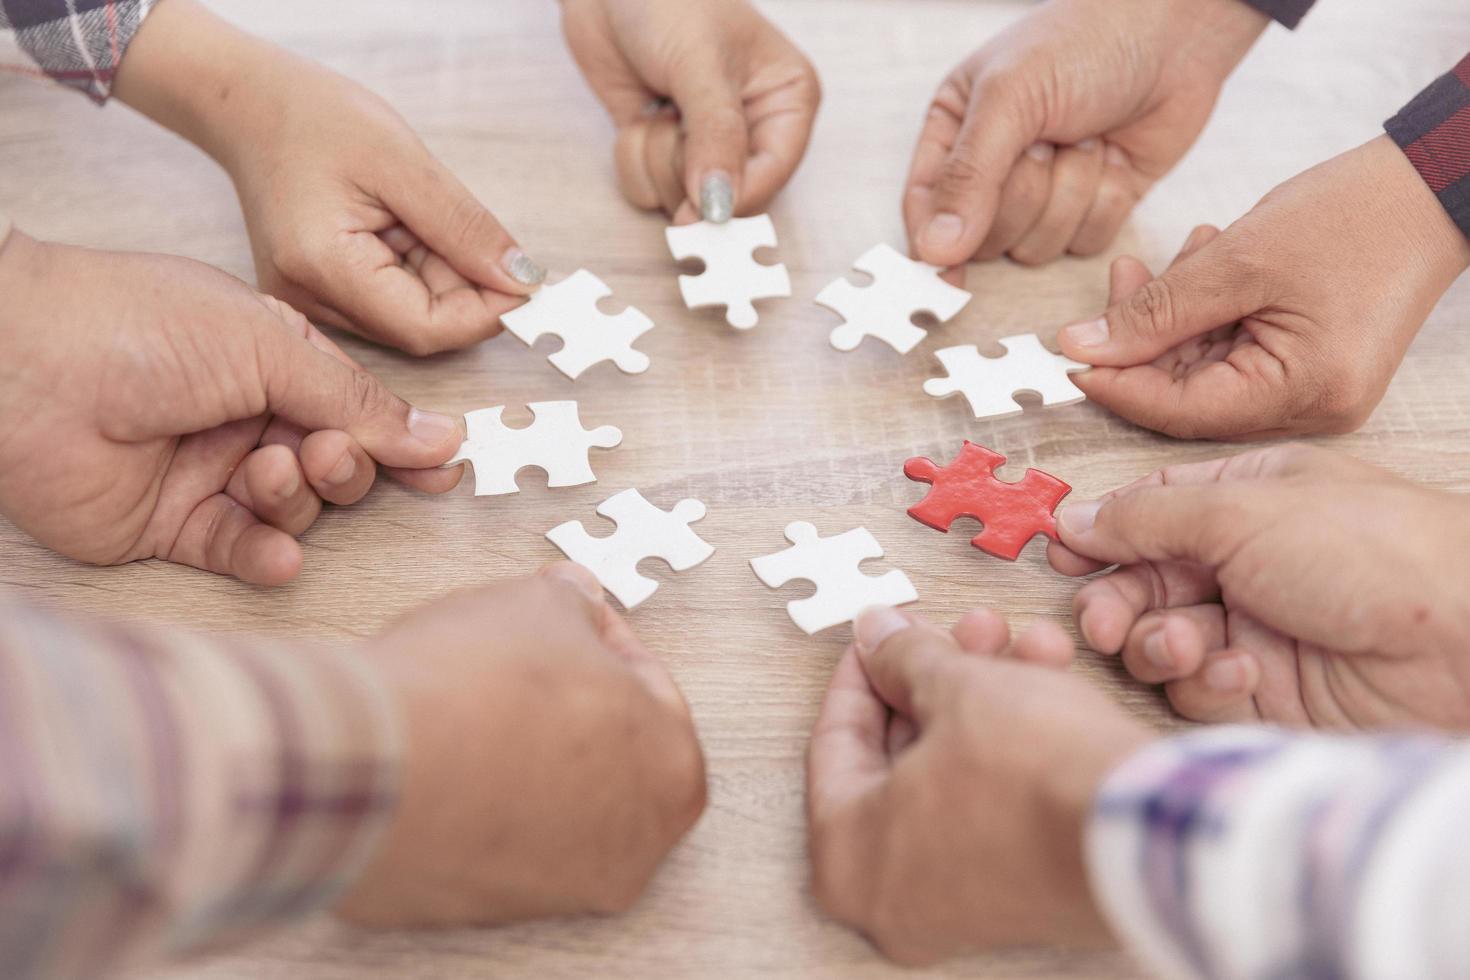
left=1386, top=54, right=1470, bottom=242
left=0, top=0, right=159, bottom=103
left=1086, top=726, right=1470, bottom=980
left=1238, top=0, right=1316, bottom=29
left=0, top=599, right=403, bottom=980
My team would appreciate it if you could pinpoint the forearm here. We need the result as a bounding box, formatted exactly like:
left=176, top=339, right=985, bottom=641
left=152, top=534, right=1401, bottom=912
left=1387, top=54, right=1470, bottom=243
left=1087, top=727, right=1470, bottom=979
left=0, top=598, right=402, bottom=980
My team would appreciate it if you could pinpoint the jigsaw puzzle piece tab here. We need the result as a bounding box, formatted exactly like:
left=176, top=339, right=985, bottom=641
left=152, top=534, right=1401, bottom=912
left=903, top=441, right=1071, bottom=560
left=501, top=269, right=653, bottom=379
left=665, top=214, right=791, bottom=329
left=546, top=489, right=713, bottom=609
left=817, top=243, right=972, bottom=354
left=448, top=401, right=622, bottom=497
left=750, top=522, right=918, bottom=634
left=923, top=335, right=1087, bottom=419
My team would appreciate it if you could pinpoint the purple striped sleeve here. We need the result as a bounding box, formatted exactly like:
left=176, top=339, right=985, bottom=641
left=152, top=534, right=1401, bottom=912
left=0, top=599, right=402, bottom=980
left=1238, top=0, right=1316, bottom=29
left=0, top=0, right=159, bottom=103
left=1386, top=54, right=1470, bottom=242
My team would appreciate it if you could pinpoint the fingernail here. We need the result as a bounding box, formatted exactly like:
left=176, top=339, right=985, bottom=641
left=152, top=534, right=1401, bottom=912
left=700, top=171, right=734, bottom=224
left=545, top=562, right=606, bottom=605
left=1059, top=500, right=1101, bottom=536
left=1076, top=137, right=1100, bottom=152
left=1205, top=658, right=1246, bottom=692
left=1026, top=142, right=1055, bottom=162
left=1105, top=143, right=1130, bottom=168
left=407, top=408, right=459, bottom=448
left=921, top=212, right=965, bottom=252
left=325, top=450, right=355, bottom=487
left=855, top=606, right=910, bottom=654
left=1143, top=630, right=1173, bottom=671
left=1062, top=317, right=1110, bottom=348
left=503, top=248, right=546, bottom=286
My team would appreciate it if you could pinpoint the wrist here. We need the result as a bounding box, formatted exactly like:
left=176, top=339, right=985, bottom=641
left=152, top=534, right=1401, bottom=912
left=112, top=0, right=291, bottom=174
left=1373, top=134, right=1470, bottom=285
left=1160, top=0, right=1270, bottom=78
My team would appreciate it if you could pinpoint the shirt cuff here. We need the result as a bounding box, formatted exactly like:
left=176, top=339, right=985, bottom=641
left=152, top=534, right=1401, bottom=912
left=1385, top=54, right=1470, bottom=243
left=0, top=0, right=161, bottom=103
left=1236, top=0, right=1316, bottom=29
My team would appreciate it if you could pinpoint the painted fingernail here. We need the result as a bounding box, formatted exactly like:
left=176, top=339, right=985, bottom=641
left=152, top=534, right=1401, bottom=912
left=1143, top=630, right=1173, bottom=671
left=325, top=450, right=355, bottom=487
left=700, top=172, right=734, bottom=224
left=545, top=562, right=606, bottom=605
left=503, top=248, right=546, bottom=287
left=1059, top=500, right=1101, bottom=536
left=1204, top=658, right=1246, bottom=692
left=1062, top=317, right=1110, bottom=348
left=407, top=408, right=459, bottom=448
left=921, top=212, right=965, bottom=253
left=1026, top=142, right=1055, bottom=162
left=855, top=606, right=910, bottom=654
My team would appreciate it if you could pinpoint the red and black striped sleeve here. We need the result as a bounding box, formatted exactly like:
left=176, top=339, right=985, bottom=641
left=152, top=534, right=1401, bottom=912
left=1386, top=55, right=1470, bottom=242
left=1239, top=0, right=1316, bottom=30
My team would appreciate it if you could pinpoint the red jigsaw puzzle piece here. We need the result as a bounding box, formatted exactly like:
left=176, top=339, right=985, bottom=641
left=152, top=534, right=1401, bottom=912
left=903, top=442, right=1071, bottom=560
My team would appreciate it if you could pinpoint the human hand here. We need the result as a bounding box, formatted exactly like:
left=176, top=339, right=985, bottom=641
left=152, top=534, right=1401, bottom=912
left=0, top=231, right=463, bottom=586
left=807, top=606, right=1151, bottom=965
left=1057, top=136, right=1470, bottom=439
left=905, top=0, right=1267, bottom=267
left=338, top=563, right=706, bottom=925
left=114, top=0, right=541, bottom=356
left=1049, top=444, right=1470, bottom=729
left=562, top=0, right=820, bottom=223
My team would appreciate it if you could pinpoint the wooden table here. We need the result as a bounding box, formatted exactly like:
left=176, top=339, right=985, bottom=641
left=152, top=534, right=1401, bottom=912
left=3, top=0, right=1468, bottom=976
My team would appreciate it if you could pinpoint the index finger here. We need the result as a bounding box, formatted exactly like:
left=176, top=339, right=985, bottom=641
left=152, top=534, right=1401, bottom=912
left=738, top=73, right=821, bottom=213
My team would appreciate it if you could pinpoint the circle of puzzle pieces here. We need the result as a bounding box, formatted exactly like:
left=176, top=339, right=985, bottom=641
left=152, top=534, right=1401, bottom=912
left=665, top=214, right=791, bottom=330
left=750, top=521, right=918, bottom=634
left=546, top=489, right=714, bottom=610
left=816, top=243, right=972, bottom=354
left=923, top=334, right=1087, bottom=419
left=447, top=401, right=622, bottom=497
left=903, top=442, right=1071, bottom=561
left=501, top=269, right=654, bottom=380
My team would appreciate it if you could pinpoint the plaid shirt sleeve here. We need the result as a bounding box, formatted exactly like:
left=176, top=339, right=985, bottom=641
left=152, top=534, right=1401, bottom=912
left=1238, top=0, right=1315, bottom=29
left=1086, top=727, right=1470, bottom=980
left=0, top=598, right=402, bottom=980
left=0, top=0, right=160, bottom=103
left=1387, top=54, right=1470, bottom=243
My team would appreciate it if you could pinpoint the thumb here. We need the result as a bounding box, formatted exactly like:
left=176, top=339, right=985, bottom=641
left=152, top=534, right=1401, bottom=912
left=913, top=74, right=1042, bottom=267
left=251, top=312, right=462, bottom=471
left=383, top=156, right=545, bottom=294
left=1056, top=483, right=1268, bottom=569
left=1058, top=235, right=1264, bottom=366
left=851, top=607, right=956, bottom=726
left=670, top=65, right=749, bottom=223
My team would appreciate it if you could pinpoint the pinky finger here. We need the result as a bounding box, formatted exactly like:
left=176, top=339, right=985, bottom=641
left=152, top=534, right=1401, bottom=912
left=1163, top=649, right=1263, bottom=724
left=1008, top=622, right=1075, bottom=668
left=166, top=493, right=304, bottom=586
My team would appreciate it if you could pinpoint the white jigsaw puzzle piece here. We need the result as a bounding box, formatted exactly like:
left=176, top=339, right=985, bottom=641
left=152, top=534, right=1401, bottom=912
left=923, top=334, right=1088, bottom=419
left=750, top=522, right=918, bottom=635
left=501, top=269, right=654, bottom=380
left=546, top=489, right=714, bottom=609
left=816, top=243, right=972, bottom=354
left=665, top=214, right=791, bottom=329
left=447, top=401, right=622, bottom=496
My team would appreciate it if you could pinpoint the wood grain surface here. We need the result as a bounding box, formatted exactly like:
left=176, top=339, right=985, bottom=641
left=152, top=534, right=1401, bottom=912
left=3, top=1, right=1469, bottom=976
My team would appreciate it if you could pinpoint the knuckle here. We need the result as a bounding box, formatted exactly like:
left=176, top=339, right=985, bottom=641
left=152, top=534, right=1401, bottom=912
left=347, top=367, right=386, bottom=418
left=937, top=153, right=988, bottom=198
left=1122, top=278, right=1179, bottom=341
left=445, top=195, right=504, bottom=252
